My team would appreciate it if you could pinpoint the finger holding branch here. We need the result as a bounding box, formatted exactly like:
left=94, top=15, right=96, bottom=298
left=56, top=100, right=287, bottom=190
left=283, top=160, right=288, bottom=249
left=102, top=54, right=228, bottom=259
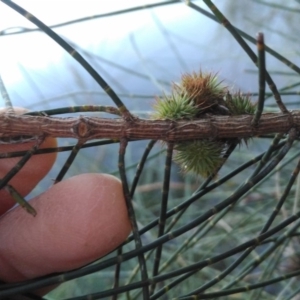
left=0, top=108, right=132, bottom=297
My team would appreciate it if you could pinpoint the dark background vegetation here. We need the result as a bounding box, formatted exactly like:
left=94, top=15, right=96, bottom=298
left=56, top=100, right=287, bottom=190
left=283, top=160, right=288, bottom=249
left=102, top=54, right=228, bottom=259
left=1, top=1, right=300, bottom=299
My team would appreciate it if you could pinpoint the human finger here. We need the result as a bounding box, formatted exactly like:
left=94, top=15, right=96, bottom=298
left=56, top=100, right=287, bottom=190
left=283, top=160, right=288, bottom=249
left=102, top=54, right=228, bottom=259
left=0, top=107, right=57, bottom=215
left=0, top=173, right=131, bottom=284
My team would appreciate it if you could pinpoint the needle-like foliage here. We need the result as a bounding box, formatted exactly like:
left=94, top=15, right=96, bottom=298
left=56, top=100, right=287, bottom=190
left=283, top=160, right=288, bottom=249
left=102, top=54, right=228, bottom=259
left=1, top=1, right=300, bottom=300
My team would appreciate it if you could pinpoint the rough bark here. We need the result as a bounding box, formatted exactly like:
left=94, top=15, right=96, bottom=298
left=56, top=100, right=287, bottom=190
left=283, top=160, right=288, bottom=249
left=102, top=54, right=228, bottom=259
left=0, top=111, right=297, bottom=142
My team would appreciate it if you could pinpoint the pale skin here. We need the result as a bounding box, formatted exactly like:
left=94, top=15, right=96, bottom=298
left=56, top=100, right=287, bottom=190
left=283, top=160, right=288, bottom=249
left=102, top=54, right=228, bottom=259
left=0, top=132, right=131, bottom=295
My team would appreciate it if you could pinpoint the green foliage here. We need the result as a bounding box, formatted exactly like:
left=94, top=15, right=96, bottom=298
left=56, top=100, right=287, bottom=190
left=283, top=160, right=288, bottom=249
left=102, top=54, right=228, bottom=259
left=174, top=140, right=225, bottom=177
left=153, top=71, right=256, bottom=177
left=152, top=91, right=198, bottom=120
left=153, top=71, right=227, bottom=121
left=225, top=92, right=256, bottom=115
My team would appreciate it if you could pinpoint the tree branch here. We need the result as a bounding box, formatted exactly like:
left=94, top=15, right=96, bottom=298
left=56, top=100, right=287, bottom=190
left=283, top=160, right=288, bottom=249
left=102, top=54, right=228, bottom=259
left=0, top=112, right=297, bottom=142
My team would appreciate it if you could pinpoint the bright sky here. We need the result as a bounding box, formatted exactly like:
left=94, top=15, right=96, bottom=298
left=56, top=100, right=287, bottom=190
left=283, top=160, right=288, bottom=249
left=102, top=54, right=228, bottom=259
left=2, top=0, right=284, bottom=108
left=0, top=1, right=178, bottom=90
left=0, top=0, right=205, bottom=108
left=0, top=1, right=158, bottom=28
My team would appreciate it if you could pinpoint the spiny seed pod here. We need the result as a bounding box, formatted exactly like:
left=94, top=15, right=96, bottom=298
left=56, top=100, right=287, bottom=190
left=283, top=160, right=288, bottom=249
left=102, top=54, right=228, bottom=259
left=152, top=91, right=198, bottom=120
left=224, top=92, right=257, bottom=146
left=152, top=70, right=255, bottom=178
left=225, top=92, right=256, bottom=115
left=174, top=140, right=225, bottom=177
left=179, top=71, right=227, bottom=113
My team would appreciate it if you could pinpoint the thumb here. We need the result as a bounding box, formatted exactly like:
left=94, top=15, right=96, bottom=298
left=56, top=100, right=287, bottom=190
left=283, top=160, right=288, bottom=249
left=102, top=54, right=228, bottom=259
left=0, top=173, right=131, bottom=283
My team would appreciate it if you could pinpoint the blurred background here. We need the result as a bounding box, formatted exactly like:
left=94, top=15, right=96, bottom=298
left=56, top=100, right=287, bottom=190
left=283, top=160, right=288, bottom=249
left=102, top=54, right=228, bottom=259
left=1, top=0, right=299, bottom=192
left=1, top=1, right=300, bottom=299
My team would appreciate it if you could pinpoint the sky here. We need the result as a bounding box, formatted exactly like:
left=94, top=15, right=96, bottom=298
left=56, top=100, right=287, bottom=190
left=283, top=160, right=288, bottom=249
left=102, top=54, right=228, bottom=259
left=0, top=0, right=215, bottom=110
left=0, top=0, right=297, bottom=111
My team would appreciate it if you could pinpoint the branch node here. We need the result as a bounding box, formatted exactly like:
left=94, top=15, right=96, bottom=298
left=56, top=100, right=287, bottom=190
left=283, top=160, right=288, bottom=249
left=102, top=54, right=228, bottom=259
left=72, top=117, right=89, bottom=138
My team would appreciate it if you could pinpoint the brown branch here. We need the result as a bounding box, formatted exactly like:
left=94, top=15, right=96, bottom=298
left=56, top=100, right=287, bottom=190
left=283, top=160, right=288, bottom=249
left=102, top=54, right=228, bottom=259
left=0, top=112, right=297, bottom=142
